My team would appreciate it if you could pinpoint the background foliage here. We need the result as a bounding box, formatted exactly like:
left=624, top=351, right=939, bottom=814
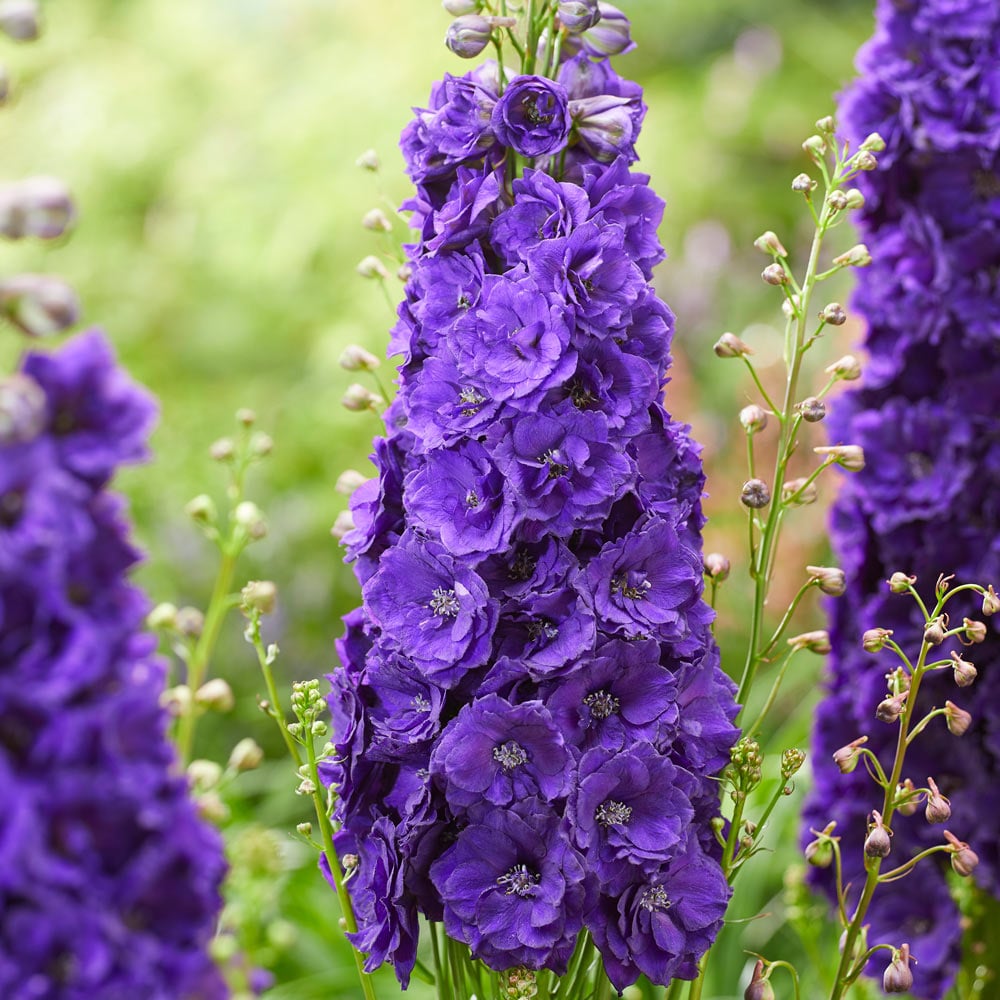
left=4, top=1, right=890, bottom=996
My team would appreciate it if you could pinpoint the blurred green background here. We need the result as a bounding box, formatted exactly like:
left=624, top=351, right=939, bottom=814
left=1, top=1, right=891, bottom=996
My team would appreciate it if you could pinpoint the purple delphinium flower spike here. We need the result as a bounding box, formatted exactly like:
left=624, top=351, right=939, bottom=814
left=0, top=331, right=226, bottom=999
left=328, top=12, right=737, bottom=987
left=804, top=4, right=1000, bottom=997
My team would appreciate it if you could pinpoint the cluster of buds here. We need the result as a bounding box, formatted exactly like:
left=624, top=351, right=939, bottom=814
left=288, top=679, right=328, bottom=743
left=728, top=737, right=764, bottom=800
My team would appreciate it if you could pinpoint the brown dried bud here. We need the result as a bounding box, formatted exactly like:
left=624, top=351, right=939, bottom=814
left=713, top=331, right=753, bottom=358
left=864, top=810, right=891, bottom=858
left=744, top=959, right=775, bottom=1000
left=739, top=404, right=769, bottom=434
left=761, top=263, right=788, bottom=286
left=961, top=618, right=987, bottom=644
left=782, top=477, right=817, bottom=506
left=951, top=650, right=978, bottom=688
left=944, top=701, right=972, bottom=737
left=704, top=553, right=731, bottom=581
left=826, top=353, right=862, bottom=381
left=814, top=444, right=865, bottom=472
left=876, top=691, right=907, bottom=724
left=808, top=565, right=846, bottom=597
left=895, top=778, right=920, bottom=817
left=883, top=944, right=914, bottom=994
left=833, top=736, right=867, bottom=774
left=923, top=615, right=948, bottom=647
left=887, top=572, right=917, bottom=594
left=820, top=302, right=847, bottom=326
left=944, top=830, right=979, bottom=877
left=753, top=231, right=788, bottom=257
left=982, top=585, right=1000, bottom=616
left=863, top=627, right=893, bottom=653
left=924, top=777, right=951, bottom=824
left=740, top=479, right=771, bottom=509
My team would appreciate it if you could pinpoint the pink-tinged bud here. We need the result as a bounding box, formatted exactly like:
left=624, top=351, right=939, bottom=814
left=761, top=263, right=788, bottom=286
left=887, top=571, right=916, bottom=594
left=744, top=959, right=775, bottom=1000
left=924, top=777, right=951, bottom=824
left=864, top=810, right=891, bottom=859
left=713, top=331, right=753, bottom=358
left=815, top=114, right=836, bottom=134
left=833, top=736, right=867, bottom=773
left=782, top=477, right=817, bottom=506
left=740, top=478, right=771, bottom=509
left=827, top=190, right=848, bottom=212
left=944, top=830, right=979, bottom=877
left=807, top=565, right=846, bottom=597
left=875, top=691, right=907, bottom=724
left=791, top=172, right=816, bottom=194
left=788, top=630, right=831, bottom=654
left=820, top=302, right=847, bottom=326
left=895, top=778, right=920, bottom=817
left=814, top=444, right=865, bottom=472
left=580, top=3, right=633, bottom=57
left=195, top=678, right=235, bottom=713
left=241, top=580, right=277, bottom=615
left=176, top=606, right=205, bottom=638
left=0, top=372, right=45, bottom=444
left=860, top=132, right=886, bottom=152
left=361, top=208, right=392, bottom=233
left=833, top=244, right=872, bottom=268
left=854, top=150, right=878, bottom=171
left=0, top=273, right=79, bottom=337
left=331, top=510, right=355, bottom=540
left=0, top=0, right=40, bottom=42
left=863, top=627, right=893, bottom=653
left=335, top=469, right=368, bottom=496
left=228, top=737, right=264, bottom=772
left=0, top=176, right=75, bottom=240
left=826, top=353, right=862, bottom=381
left=797, top=396, right=826, bottom=423
left=982, top=585, right=1000, bottom=616
left=557, top=0, right=601, bottom=34
left=961, top=618, right=987, bottom=645
left=703, top=552, right=730, bottom=581
left=804, top=822, right=837, bottom=869
left=445, top=14, right=493, bottom=58
left=951, top=650, right=977, bottom=688
left=442, top=0, right=480, bottom=14
left=753, top=230, right=788, bottom=257
left=356, top=255, right=390, bottom=279
left=339, top=344, right=381, bottom=372
left=944, top=701, right=972, bottom=737
left=342, top=383, right=382, bottom=412
left=739, top=404, right=768, bottom=433
left=923, top=615, right=948, bottom=646
left=882, top=944, right=914, bottom=994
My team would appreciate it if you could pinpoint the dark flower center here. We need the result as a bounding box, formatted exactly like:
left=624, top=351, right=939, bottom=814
left=52, top=408, right=76, bottom=435
left=459, top=386, right=486, bottom=415
left=465, top=489, right=481, bottom=508
left=509, top=549, right=537, bottom=582
left=493, top=740, right=528, bottom=770
left=974, top=169, right=1000, bottom=201
left=429, top=587, right=460, bottom=618
left=522, top=96, right=553, bottom=127
left=411, top=694, right=431, bottom=711
left=497, top=863, right=540, bottom=897
left=611, top=572, right=650, bottom=600
left=584, top=689, right=620, bottom=720
left=639, top=885, right=671, bottom=912
left=906, top=451, right=933, bottom=479
left=595, top=799, right=632, bottom=827
left=540, top=448, right=569, bottom=478
left=527, top=617, right=559, bottom=641
left=568, top=378, right=597, bottom=409
left=0, top=490, right=24, bottom=528
left=457, top=292, right=472, bottom=310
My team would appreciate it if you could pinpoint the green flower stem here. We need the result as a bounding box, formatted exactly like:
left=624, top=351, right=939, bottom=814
left=248, top=620, right=302, bottom=768
left=730, top=775, right=796, bottom=886
left=878, top=844, right=952, bottom=884
left=905, top=707, right=948, bottom=746
left=758, top=579, right=817, bottom=662
left=744, top=645, right=801, bottom=742
left=740, top=355, right=780, bottom=415
left=769, top=960, right=802, bottom=1000
left=429, top=921, right=446, bottom=994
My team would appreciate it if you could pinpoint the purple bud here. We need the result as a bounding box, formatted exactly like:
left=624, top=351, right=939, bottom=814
left=442, top=0, right=481, bottom=14
left=833, top=736, right=867, bottom=774
left=894, top=779, right=919, bottom=817
left=807, top=566, right=845, bottom=597
left=875, top=691, right=907, bottom=725
left=740, top=478, right=771, bottom=509
left=797, top=396, right=826, bottom=423
left=961, top=618, right=987, bottom=645
left=924, top=777, right=951, bottom=824
left=862, top=627, right=893, bottom=653
left=883, top=944, right=914, bottom=994
left=0, top=0, right=39, bottom=42
left=944, top=700, right=972, bottom=737
left=744, top=959, right=775, bottom=1000
left=923, top=615, right=948, bottom=647
left=739, top=404, right=768, bottom=433
left=557, top=0, right=601, bottom=34
left=0, top=176, right=75, bottom=239
left=951, top=651, right=977, bottom=688
left=761, top=263, right=788, bottom=286
left=0, top=371, right=45, bottom=444
left=580, top=3, right=633, bottom=56
left=821, top=302, right=847, bottom=326
left=944, top=830, right=979, bottom=877
left=445, top=15, right=492, bottom=59
left=864, top=810, right=891, bottom=858
left=714, top=331, right=753, bottom=358
left=569, top=94, right=638, bottom=162
left=0, top=273, right=79, bottom=337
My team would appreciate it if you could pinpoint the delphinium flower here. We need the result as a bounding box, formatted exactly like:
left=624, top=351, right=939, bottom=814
left=803, top=3, right=1000, bottom=996
left=327, top=1, right=738, bottom=992
left=0, top=332, right=227, bottom=998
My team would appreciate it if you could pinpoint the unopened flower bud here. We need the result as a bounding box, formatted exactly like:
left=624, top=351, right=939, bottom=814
left=876, top=691, right=907, bottom=724
left=355, top=149, right=380, bottom=172
left=826, top=353, right=862, bottom=380
left=739, top=404, right=768, bottom=433
left=844, top=189, right=865, bottom=210
left=802, top=134, right=827, bottom=161
left=580, top=3, right=632, bottom=57
left=761, top=263, right=788, bottom=286
left=175, top=606, right=205, bottom=638
left=923, top=615, right=948, bottom=646
left=781, top=748, right=806, bottom=778
left=342, top=383, right=382, bottom=412
left=854, top=150, right=879, bottom=172
left=296, top=777, right=317, bottom=796
left=950, top=650, right=977, bottom=688
left=833, top=244, right=872, bottom=268
left=821, top=303, right=847, bottom=326
left=445, top=14, right=493, bottom=58
left=962, top=618, right=987, bottom=644
left=234, top=407, right=256, bottom=427
left=863, top=627, right=893, bottom=653
left=188, top=758, right=223, bottom=791
left=356, top=255, right=390, bottom=279
left=209, top=436, right=235, bottom=461
left=196, top=791, right=229, bottom=824
left=791, top=172, right=816, bottom=194
left=924, top=777, right=951, bottom=824
left=250, top=431, right=273, bottom=457
left=342, top=853, right=360, bottom=872
left=0, top=372, right=45, bottom=444
left=234, top=500, right=268, bottom=540
left=740, top=478, right=771, bottom=509
left=782, top=477, right=817, bottom=505
left=895, top=778, right=920, bottom=817
left=753, top=230, right=787, bottom=257
left=0, top=176, right=74, bottom=240
left=827, top=190, right=848, bottom=212
left=797, top=396, right=826, bottom=423
left=160, top=684, right=192, bottom=717
left=331, top=510, right=355, bottom=540
left=185, top=493, right=217, bottom=524
left=713, top=331, right=753, bottom=358
left=944, top=830, right=978, bottom=877
left=296, top=821, right=313, bottom=837
left=229, top=737, right=265, bottom=772
left=815, top=114, right=836, bottom=134
left=805, top=828, right=835, bottom=869
left=397, top=262, right=413, bottom=282
left=781, top=293, right=801, bottom=319
left=883, top=944, right=914, bottom=994
left=864, top=810, right=891, bottom=858
left=944, top=701, right=972, bottom=737
left=704, top=552, right=730, bottom=581
left=0, top=0, right=40, bottom=41
left=146, top=602, right=178, bottom=631
left=808, top=565, right=846, bottom=597
left=860, top=132, right=886, bottom=152
left=339, top=344, right=381, bottom=372
left=788, top=630, right=831, bottom=654
left=814, top=444, right=864, bottom=471
left=443, top=0, right=481, bottom=13
left=195, top=677, right=235, bottom=713
left=557, top=0, right=601, bottom=33
left=335, top=469, right=368, bottom=496
left=833, top=736, right=867, bottom=774
left=744, top=959, right=775, bottom=1000
left=982, top=585, right=1000, bottom=616
left=887, top=572, right=916, bottom=594
left=362, top=208, right=392, bottom=233
left=0, top=273, right=79, bottom=337
left=242, top=579, right=277, bottom=614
